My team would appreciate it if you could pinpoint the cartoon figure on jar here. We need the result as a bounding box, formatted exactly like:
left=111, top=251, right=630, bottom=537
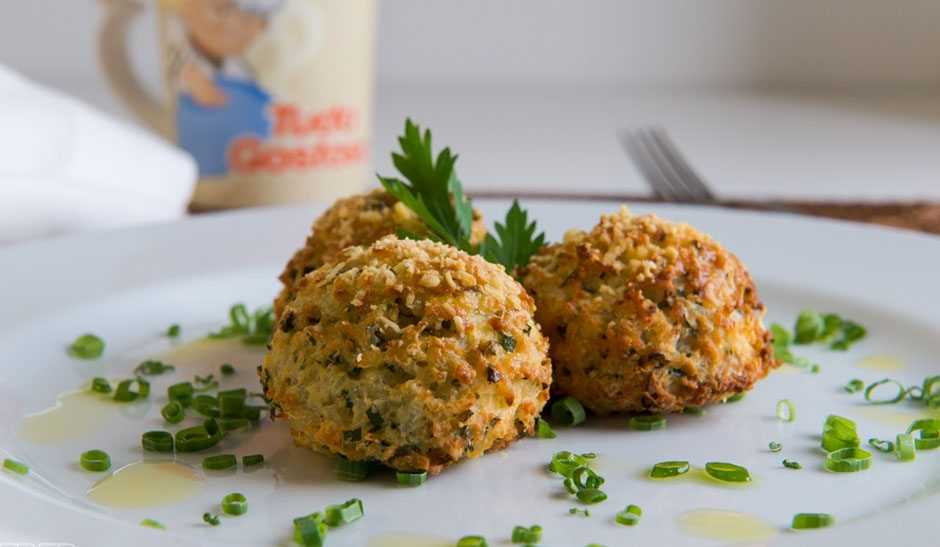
left=164, top=0, right=284, bottom=176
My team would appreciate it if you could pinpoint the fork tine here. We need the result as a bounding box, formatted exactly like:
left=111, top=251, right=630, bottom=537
left=620, top=130, right=679, bottom=201
left=635, top=128, right=696, bottom=202
left=649, top=128, right=716, bottom=203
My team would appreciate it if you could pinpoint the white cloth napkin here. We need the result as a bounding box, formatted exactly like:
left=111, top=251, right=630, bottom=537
left=0, top=65, right=196, bottom=245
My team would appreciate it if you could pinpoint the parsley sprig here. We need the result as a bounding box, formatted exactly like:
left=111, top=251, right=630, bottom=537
left=378, top=119, right=545, bottom=271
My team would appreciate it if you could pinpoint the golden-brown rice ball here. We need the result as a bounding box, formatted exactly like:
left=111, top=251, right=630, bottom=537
left=521, top=206, right=777, bottom=415
left=274, top=189, right=487, bottom=320
left=260, top=236, right=552, bottom=474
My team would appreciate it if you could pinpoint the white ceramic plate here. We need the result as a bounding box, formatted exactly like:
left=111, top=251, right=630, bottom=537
left=1, top=199, right=939, bottom=547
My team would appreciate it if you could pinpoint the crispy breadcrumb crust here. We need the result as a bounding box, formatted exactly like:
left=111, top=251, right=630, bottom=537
left=274, top=190, right=486, bottom=321
left=520, top=206, right=778, bottom=415
left=261, top=236, right=552, bottom=473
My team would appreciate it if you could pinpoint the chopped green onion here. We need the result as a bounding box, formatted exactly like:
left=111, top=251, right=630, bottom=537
left=2, top=458, right=28, bottom=475
left=511, top=525, right=542, bottom=544
left=134, top=360, right=175, bottom=376
left=724, top=392, right=746, bottom=403
left=682, top=407, right=705, bottom=416
left=923, top=376, right=940, bottom=399
left=906, top=418, right=940, bottom=450
left=167, top=324, right=181, bottom=337
left=868, top=438, right=894, bottom=453
left=704, top=462, right=751, bottom=482
left=141, top=431, right=174, bottom=452
left=456, top=536, right=487, bottom=547
left=822, top=415, right=860, bottom=452
left=219, top=391, right=246, bottom=419
left=192, top=394, right=220, bottom=417
left=826, top=447, right=872, bottom=473
left=161, top=400, right=185, bottom=424
left=581, top=452, right=597, bottom=459
left=776, top=399, right=795, bottom=422
left=769, top=442, right=783, bottom=452
left=563, top=477, right=578, bottom=494
left=927, top=395, right=940, bottom=409
left=80, top=450, right=111, bottom=472
left=572, top=466, right=605, bottom=490
left=140, top=518, right=165, bottom=530
left=324, top=498, right=363, bottom=526
left=908, top=385, right=924, bottom=401
left=628, top=415, right=666, bottom=431
left=293, top=512, right=328, bottom=546
left=167, top=381, right=194, bottom=407
left=221, top=492, right=247, bottom=516
left=551, top=396, right=586, bottom=426
left=535, top=418, right=557, bottom=438
left=69, top=334, right=105, bottom=359
left=649, top=461, right=690, bottom=478
left=615, top=504, right=642, bottom=526
left=114, top=378, right=149, bottom=402
left=782, top=459, right=802, bottom=469
left=864, top=379, right=907, bottom=405
left=549, top=451, right=587, bottom=477
left=243, top=405, right=265, bottom=421
left=91, top=377, right=111, bottom=394
left=243, top=454, right=264, bottom=466
left=202, top=513, right=220, bottom=526
left=175, top=420, right=222, bottom=452
left=569, top=507, right=590, bottom=516
left=220, top=363, right=236, bottom=375
left=792, top=513, right=834, bottom=530
left=844, top=379, right=865, bottom=394
left=336, top=457, right=373, bottom=482
left=396, top=470, right=427, bottom=486
left=896, top=434, right=916, bottom=461
left=576, top=488, right=608, bottom=504
left=203, top=454, right=237, bottom=470
left=811, top=364, right=821, bottom=373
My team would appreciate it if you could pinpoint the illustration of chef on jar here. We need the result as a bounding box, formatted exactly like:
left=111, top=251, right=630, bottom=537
left=163, top=0, right=285, bottom=176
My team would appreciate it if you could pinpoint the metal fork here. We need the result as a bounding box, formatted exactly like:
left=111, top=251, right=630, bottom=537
left=621, top=127, right=717, bottom=204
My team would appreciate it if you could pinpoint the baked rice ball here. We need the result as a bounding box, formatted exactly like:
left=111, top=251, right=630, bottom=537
left=274, top=189, right=486, bottom=320
left=260, top=236, right=552, bottom=473
left=521, top=206, right=777, bottom=415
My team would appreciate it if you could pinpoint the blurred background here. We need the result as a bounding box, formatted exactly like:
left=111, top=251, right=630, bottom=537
left=2, top=0, right=940, bottom=243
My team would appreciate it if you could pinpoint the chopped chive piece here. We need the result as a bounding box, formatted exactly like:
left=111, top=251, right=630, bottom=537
left=682, top=406, right=705, bottom=416
left=221, top=492, right=247, bottom=516
left=868, top=438, right=895, bottom=453
left=615, top=504, right=642, bottom=526
left=569, top=507, right=590, bottom=516
left=161, top=400, right=185, bottom=424
left=366, top=407, right=384, bottom=429
left=167, top=324, right=181, bottom=337
left=535, top=418, right=557, bottom=438
left=628, top=415, right=666, bottom=431
left=114, top=378, right=149, bottom=402
left=551, top=396, right=586, bottom=426
left=822, top=415, right=860, bottom=452
left=80, top=450, right=111, bottom=472
left=293, top=512, right=328, bottom=546
left=704, top=462, right=751, bottom=482
left=792, top=513, right=834, bottom=530
left=511, top=525, right=542, bottom=544
left=456, top=536, right=487, bottom=547
left=192, top=394, right=220, bottom=417
left=243, top=454, right=264, bottom=466
left=336, top=456, right=373, bottom=481
left=141, top=431, right=174, bottom=452
left=2, top=458, right=28, bottom=475
left=203, top=454, right=237, bottom=470
left=563, top=477, right=578, bottom=494
left=167, top=381, right=194, bottom=407
left=220, top=363, right=236, bottom=375
left=896, top=434, right=916, bottom=461
left=175, top=420, right=222, bottom=452
left=927, top=394, right=940, bottom=409
left=826, top=447, right=872, bottom=473
left=572, top=466, right=605, bottom=490
left=91, top=377, right=111, bottom=394
left=844, top=379, right=865, bottom=394
left=794, top=310, right=824, bottom=343
left=549, top=451, right=587, bottom=477
left=581, top=452, right=597, bottom=459
left=324, top=498, right=363, bottom=526
left=69, top=334, right=105, bottom=359
left=810, top=364, right=821, bottom=373
left=724, top=392, right=746, bottom=403
left=140, top=518, right=165, bottom=530
left=576, top=488, right=608, bottom=504
left=782, top=459, right=802, bottom=469
left=395, top=470, right=427, bottom=486
left=906, top=418, right=940, bottom=450
left=202, top=512, right=220, bottom=526
left=650, top=461, right=690, bottom=478
left=134, top=360, right=175, bottom=376
left=864, top=379, right=907, bottom=405
left=499, top=333, right=516, bottom=353
left=776, top=399, right=795, bottom=422
left=219, top=390, right=246, bottom=419
left=244, top=405, right=265, bottom=421
left=769, top=442, right=783, bottom=452
left=208, top=303, right=275, bottom=347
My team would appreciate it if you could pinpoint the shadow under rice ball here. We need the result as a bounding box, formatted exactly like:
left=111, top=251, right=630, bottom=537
left=521, top=206, right=778, bottom=415
left=260, top=236, right=552, bottom=473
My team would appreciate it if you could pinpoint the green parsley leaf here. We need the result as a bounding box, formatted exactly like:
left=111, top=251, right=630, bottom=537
left=479, top=200, right=546, bottom=273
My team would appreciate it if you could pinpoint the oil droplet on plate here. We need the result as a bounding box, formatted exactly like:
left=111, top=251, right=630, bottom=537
left=677, top=509, right=779, bottom=543
left=855, top=354, right=905, bottom=372
left=151, top=337, right=264, bottom=369
left=648, top=468, right=760, bottom=490
left=17, top=390, right=116, bottom=444
left=367, top=533, right=453, bottom=547
left=86, top=460, right=205, bottom=508
left=852, top=405, right=939, bottom=430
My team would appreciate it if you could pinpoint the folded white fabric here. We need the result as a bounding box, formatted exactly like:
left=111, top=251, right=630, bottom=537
left=0, top=65, right=196, bottom=245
